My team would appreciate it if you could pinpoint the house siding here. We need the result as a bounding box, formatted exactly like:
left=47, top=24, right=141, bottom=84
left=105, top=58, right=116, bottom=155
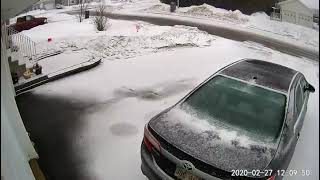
left=280, top=0, right=313, bottom=28
left=1, top=21, right=38, bottom=180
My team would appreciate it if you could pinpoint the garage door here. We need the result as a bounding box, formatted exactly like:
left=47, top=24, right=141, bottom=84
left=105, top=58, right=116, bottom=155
left=297, top=13, right=312, bottom=27
left=282, top=10, right=296, bottom=23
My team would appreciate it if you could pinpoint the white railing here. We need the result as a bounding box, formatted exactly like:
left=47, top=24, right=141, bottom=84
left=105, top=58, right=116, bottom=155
left=7, top=26, right=37, bottom=66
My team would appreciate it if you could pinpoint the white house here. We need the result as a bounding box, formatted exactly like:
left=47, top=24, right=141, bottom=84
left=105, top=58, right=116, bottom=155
left=277, top=0, right=314, bottom=28
left=2, top=0, right=45, bottom=179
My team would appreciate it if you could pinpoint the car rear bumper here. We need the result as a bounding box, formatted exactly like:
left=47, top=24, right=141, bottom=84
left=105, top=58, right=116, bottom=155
left=141, top=143, right=175, bottom=180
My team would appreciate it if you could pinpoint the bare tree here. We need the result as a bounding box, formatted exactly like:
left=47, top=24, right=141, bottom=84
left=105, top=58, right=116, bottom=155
left=93, top=4, right=109, bottom=31
left=78, top=0, right=89, bottom=22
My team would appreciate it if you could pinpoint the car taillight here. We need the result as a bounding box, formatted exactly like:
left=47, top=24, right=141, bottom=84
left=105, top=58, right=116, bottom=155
left=267, top=175, right=276, bottom=180
left=143, top=124, right=160, bottom=153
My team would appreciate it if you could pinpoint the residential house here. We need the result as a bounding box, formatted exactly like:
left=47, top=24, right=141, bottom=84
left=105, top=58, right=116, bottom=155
left=271, top=0, right=314, bottom=28
left=59, top=0, right=80, bottom=6
left=2, top=0, right=42, bottom=179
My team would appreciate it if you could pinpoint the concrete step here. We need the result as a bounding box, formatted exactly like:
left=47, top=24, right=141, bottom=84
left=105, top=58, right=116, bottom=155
left=14, top=74, right=48, bottom=92
left=8, top=56, right=26, bottom=77
left=8, top=54, right=27, bottom=65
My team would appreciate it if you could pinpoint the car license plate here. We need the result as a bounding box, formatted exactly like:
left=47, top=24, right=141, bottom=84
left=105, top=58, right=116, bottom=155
left=174, top=167, right=200, bottom=180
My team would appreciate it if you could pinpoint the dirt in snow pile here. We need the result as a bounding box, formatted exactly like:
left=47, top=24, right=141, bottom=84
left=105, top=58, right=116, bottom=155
left=184, top=5, right=214, bottom=17
left=144, top=4, right=170, bottom=12
left=143, top=4, right=249, bottom=24
left=181, top=5, right=249, bottom=24
left=36, top=25, right=215, bottom=60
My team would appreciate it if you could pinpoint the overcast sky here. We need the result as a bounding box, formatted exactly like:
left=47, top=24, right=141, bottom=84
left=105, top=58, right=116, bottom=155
left=301, top=0, right=319, bottom=9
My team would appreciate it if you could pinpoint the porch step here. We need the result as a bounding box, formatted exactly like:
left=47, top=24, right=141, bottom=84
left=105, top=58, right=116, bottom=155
left=8, top=56, right=26, bottom=77
left=8, top=50, right=29, bottom=65
left=14, top=74, right=49, bottom=92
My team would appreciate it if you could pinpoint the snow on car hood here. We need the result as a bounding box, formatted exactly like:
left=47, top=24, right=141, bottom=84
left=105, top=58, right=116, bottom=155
left=149, top=105, right=278, bottom=172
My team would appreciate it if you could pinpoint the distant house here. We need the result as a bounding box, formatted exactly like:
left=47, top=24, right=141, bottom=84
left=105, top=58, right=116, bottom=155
left=36, top=0, right=55, bottom=10
left=58, top=0, right=80, bottom=6
left=271, top=0, right=314, bottom=28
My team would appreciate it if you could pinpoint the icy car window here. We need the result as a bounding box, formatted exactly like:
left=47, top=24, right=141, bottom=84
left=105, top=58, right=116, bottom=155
left=183, top=75, right=286, bottom=140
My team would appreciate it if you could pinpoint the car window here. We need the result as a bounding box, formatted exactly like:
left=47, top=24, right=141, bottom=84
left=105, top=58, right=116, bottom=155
left=182, top=75, right=286, bottom=141
left=295, top=82, right=303, bottom=115
left=17, top=16, right=26, bottom=22
left=26, top=15, right=34, bottom=21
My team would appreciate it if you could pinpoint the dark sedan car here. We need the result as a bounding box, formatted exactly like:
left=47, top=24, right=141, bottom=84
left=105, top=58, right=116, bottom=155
left=141, top=59, right=315, bottom=180
left=10, top=15, right=47, bottom=32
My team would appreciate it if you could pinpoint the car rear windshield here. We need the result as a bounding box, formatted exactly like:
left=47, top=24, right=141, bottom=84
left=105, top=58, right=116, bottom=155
left=183, top=75, right=286, bottom=141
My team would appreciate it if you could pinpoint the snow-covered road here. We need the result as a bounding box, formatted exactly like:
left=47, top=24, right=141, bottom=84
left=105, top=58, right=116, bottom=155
left=17, top=37, right=318, bottom=180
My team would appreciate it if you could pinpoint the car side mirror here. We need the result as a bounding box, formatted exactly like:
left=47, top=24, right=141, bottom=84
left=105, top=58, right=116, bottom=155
left=304, top=84, right=315, bottom=93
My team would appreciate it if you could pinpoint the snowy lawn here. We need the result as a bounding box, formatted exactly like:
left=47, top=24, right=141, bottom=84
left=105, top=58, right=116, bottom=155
left=16, top=11, right=216, bottom=73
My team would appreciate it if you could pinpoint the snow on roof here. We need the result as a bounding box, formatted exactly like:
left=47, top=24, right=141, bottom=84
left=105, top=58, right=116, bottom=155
left=278, top=0, right=315, bottom=14
left=300, top=0, right=319, bottom=10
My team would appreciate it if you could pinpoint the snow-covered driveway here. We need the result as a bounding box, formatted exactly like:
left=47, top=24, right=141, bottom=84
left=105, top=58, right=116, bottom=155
left=12, top=7, right=318, bottom=180
left=16, top=36, right=318, bottom=180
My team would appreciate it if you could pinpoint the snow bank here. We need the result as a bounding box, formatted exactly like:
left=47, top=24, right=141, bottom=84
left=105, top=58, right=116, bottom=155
left=85, top=25, right=215, bottom=59
left=144, top=4, right=169, bottom=12
left=182, top=4, right=248, bottom=24
left=185, top=5, right=214, bottom=17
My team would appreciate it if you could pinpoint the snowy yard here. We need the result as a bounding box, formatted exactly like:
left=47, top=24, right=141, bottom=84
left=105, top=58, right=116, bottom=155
left=14, top=11, right=215, bottom=73
left=17, top=38, right=319, bottom=180
left=14, top=0, right=319, bottom=52
left=13, top=5, right=319, bottom=180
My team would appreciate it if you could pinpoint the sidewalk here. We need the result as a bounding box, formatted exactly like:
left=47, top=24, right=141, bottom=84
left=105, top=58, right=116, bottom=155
left=14, top=51, right=101, bottom=95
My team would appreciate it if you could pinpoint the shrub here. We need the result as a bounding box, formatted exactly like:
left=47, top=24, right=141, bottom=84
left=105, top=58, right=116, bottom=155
left=93, top=4, right=109, bottom=31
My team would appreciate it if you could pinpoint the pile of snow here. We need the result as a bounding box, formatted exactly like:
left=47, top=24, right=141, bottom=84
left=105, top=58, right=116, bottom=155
left=143, top=4, right=169, bottom=12
left=86, top=25, right=214, bottom=59
left=184, top=5, right=214, bottom=17
left=176, top=4, right=249, bottom=24
left=221, top=9, right=249, bottom=23
left=28, top=13, right=215, bottom=61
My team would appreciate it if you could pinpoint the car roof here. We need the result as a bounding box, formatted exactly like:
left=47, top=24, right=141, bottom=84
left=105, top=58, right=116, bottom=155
left=219, top=59, right=298, bottom=93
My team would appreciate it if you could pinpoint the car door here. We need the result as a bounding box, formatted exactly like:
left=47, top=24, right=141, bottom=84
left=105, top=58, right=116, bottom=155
left=15, top=16, right=26, bottom=32
left=293, top=75, right=309, bottom=138
left=277, top=78, right=297, bottom=171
